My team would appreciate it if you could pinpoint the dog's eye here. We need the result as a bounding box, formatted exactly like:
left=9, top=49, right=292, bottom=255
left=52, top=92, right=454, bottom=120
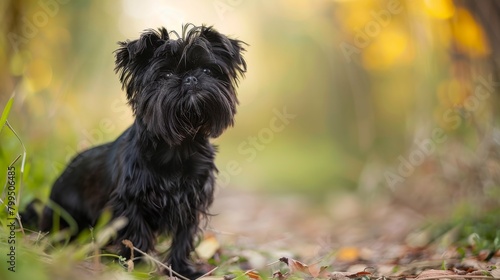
left=165, top=71, right=174, bottom=78
left=202, top=68, right=212, bottom=76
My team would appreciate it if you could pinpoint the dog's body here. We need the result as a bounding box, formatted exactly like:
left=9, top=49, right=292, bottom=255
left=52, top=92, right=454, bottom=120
left=41, top=125, right=216, bottom=276
left=37, top=25, right=246, bottom=279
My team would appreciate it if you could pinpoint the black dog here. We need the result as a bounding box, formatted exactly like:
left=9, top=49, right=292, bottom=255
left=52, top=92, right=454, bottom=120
left=38, top=24, right=246, bottom=278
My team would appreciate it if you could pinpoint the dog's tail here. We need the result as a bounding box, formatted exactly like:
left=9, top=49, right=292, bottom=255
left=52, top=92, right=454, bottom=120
left=19, top=199, right=43, bottom=230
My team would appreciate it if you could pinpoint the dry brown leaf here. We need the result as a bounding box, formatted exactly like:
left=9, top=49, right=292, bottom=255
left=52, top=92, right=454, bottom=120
left=126, top=259, right=134, bottom=272
left=280, top=257, right=329, bottom=277
left=122, top=239, right=135, bottom=259
left=307, top=264, right=320, bottom=277
left=348, top=271, right=372, bottom=278
left=329, top=271, right=351, bottom=280
left=272, top=271, right=288, bottom=280
left=461, top=259, right=489, bottom=271
left=414, top=269, right=456, bottom=280
left=121, top=239, right=135, bottom=272
left=287, top=258, right=309, bottom=274
left=246, top=270, right=262, bottom=280
left=308, top=264, right=330, bottom=278
left=452, top=268, right=467, bottom=275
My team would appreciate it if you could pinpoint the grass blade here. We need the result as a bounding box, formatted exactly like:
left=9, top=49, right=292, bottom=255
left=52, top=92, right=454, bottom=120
left=0, top=94, right=14, bottom=134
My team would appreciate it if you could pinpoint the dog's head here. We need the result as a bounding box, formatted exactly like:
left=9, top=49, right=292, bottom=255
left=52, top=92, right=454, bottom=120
left=115, top=24, right=246, bottom=146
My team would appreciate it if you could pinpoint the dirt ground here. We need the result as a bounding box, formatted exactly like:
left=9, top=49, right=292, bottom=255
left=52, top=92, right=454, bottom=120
left=203, top=187, right=500, bottom=279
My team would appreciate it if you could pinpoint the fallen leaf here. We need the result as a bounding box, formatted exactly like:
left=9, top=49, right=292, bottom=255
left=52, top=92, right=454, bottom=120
left=308, top=264, right=330, bottom=278
left=126, top=259, right=134, bottom=272
left=337, top=247, right=360, bottom=262
left=329, top=271, right=351, bottom=280
left=272, top=271, right=288, bottom=280
left=122, top=239, right=135, bottom=261
left=279, top=257, right=329, bottom=277
left=461, top=258, right=488, bottom=271
left=414, top=269, right=456, bottom=280
left=451, top=268, right=467, bottom=275
left=346, top=264, right=372, bottom=275
left=246, top=270, right=262, bottom=280
left=195, top=235, right=220, bottom=260
left=348, top=271, right=372, bottom=277
left=286, top=258, right=309, bottom=274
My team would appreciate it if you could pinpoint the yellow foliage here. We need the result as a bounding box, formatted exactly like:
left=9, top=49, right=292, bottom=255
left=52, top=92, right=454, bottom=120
left=9, top=51, right=29, bottom=76
left=335, top=0, right=378, bottom=32
left=423, top=0, right=455, bottom=19
left=437, top=79, right=470, bottom=107
left=25, top=58, right=53, bottom=93
left=362, top=27, right=410, bottom=70
left=452, top=8, right=490, bottom=57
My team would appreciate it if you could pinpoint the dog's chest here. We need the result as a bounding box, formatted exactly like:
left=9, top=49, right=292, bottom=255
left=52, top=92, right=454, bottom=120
left=136, top=155, right=213, bottom=207
left=135, top=161, right=213, bottom=231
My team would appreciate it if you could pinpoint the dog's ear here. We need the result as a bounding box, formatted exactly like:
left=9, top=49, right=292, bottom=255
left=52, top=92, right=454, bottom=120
left=114, top=28, right=170, bottom=101
left=199, top=26, right=247, bottom=81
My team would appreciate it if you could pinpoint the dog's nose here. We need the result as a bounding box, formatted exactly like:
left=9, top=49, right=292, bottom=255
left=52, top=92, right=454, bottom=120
left=183, top=76, right=198, bottom=86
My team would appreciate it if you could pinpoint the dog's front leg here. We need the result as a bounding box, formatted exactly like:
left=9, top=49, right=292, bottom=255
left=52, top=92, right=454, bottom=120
left=165, top=219, right=201, bottom=279
left=114, top=203, right=156, bottom=262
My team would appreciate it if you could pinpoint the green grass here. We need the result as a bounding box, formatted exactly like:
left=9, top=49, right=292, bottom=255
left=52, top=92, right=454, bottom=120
left=423, top=209, right=500, bottom=260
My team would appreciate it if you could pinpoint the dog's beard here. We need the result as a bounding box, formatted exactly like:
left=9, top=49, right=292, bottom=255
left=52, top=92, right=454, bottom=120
left=136, top=79, right=237, bottom=146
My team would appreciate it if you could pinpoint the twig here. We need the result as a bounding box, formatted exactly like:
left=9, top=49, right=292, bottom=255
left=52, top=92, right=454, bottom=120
left=84, top=254, right=122, bottom=260
left=233, top=269, right=258, bottom=280
left=206, top=228, right=237, bottom=236
left=266, top=259, right=281, bottom=267
left=123, top=240, right=190, bottom=280
left=196, top=266, right=219, bottom=280
left=407, top=276, right=496, bottom=280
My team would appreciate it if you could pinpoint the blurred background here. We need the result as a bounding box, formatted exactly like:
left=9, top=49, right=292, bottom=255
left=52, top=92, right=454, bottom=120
left=1, top=0, right=500, bottom=260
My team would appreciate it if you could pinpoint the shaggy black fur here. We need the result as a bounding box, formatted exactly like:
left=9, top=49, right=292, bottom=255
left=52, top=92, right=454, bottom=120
left=38, top=24, right=246, bottom=279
